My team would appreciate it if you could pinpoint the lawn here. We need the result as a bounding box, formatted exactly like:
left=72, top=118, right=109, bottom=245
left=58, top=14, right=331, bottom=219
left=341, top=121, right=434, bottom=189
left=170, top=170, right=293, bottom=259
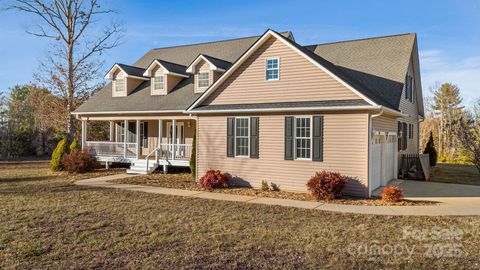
left=429, top=163, right=480, bottom=186
left=1, top=163, right=480, bottom=269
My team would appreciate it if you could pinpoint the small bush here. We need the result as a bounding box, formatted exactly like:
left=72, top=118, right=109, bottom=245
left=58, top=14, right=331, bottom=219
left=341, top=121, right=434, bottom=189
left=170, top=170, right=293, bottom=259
left=198, top=169, right=230, bottom=190
left=306, top=171, right=347, bottom=200
left=381, top=186, right=404, bottom=202
left=69, top=139, right=81, bottom=153
left=62, top=150, right=99, bottom=173
left=50, top=138, right=68, bottom=171
left=261, top=180, right=269, bottom=191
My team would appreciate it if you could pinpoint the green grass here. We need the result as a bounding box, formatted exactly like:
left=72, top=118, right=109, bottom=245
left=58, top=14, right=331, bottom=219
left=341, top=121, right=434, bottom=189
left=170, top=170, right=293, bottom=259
left=429, top=163, right=480, bottom=185
left=1, top=163, right=480, bottom=269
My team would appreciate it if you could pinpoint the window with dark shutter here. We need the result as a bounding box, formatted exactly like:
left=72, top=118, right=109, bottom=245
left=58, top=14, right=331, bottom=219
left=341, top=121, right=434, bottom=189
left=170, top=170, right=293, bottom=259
left=405, top=75, right=410, bottom=100
left=398, top=121, right=402, bottom=151
left=284, top=117, right=294, bottom=160
left=312, top=116, right=324, bottom=161
left=250, top=117, right=259, bottom=158
left=227, top=118, right=235, bottom=157
left=403, top=122, right=408, bottom=150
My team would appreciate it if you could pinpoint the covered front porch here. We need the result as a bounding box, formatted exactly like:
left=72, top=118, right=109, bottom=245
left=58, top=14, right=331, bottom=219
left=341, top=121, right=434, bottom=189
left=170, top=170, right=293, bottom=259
left=80, top=116, right=195, bottom=170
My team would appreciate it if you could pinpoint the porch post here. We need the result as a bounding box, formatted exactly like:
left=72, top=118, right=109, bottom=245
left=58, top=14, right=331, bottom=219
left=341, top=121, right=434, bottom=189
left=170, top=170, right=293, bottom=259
left=123, top=120, right=128, bottom=158
left=136, top=119, right=140, bottom=159
left=81, top=120, right=87, bottom=150
left=172, top=119, right=176, bottom=160
left=158, top=119, right=163, bottom=147
left=109, top=121, right=114, bottom=142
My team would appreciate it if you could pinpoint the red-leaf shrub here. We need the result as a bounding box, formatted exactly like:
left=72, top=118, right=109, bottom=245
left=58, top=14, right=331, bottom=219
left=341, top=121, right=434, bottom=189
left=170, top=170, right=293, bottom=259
left=198, top=169, right=230, bottom=190
left=306, top=171, right=347, bottom=200
left=62, top=149, right=99, bottom=173
left=381, top=186, right=404, bottom=202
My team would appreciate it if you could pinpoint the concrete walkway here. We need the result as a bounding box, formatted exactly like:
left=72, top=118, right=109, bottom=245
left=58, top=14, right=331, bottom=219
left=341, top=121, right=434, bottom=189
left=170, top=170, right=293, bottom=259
left=75, top=174, right=480, bottom=216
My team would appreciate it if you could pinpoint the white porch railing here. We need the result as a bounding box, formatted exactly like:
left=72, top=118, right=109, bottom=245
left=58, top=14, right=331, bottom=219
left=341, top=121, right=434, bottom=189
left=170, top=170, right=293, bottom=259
left=86, top=141, right=137, bottom=158
left=159, top=143, right=192, bottom=161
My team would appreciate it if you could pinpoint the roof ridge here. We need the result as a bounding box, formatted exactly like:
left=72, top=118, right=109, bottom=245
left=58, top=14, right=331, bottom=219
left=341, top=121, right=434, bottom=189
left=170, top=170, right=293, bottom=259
left=304, top=32, right=416, bottom=47
left=152, top=31, right=291, bottom=51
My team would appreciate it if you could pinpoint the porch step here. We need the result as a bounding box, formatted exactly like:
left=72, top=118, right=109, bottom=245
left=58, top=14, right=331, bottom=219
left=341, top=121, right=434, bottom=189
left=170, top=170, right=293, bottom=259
left=127, top=159, right=158, bottom=174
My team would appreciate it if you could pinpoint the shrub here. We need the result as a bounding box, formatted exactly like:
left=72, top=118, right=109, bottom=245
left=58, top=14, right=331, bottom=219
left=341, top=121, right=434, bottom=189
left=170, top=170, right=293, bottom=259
left=306, top=171, right=347, bottom=200
left=62, top=149, right=99, bottom=173
left=381, top=186, right=404, bottom=202
left=50, top=138, right=68, bottom=171
left=423, top=131, right=437, bottom=167
left=198, top=169, right=230, bottom=190
left=261, top=180, right=269, bottom=191
left=69, top=139, right=81, bottom=153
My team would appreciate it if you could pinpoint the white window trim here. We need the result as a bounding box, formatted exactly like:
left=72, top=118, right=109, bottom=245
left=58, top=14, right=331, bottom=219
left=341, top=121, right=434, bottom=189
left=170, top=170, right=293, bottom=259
left=265, top=57, right=280, bottom=81
left=293, top=115, right=313, bottom=161
left=152, top=75, right=165, bottom=91
left=197, top=71, right=210, bottom=89
left=234, top=117, right=250, bottom=158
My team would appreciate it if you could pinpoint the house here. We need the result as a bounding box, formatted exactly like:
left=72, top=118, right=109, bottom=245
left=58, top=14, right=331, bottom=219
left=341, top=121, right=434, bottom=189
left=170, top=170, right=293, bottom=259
left=73, top=29, right=424, bottom=197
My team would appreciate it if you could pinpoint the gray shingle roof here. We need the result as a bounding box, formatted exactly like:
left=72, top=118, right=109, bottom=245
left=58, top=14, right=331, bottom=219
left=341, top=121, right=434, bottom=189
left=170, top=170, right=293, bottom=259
left=191, top=99, right=369, bottom=112
left=75, top=31, right=417, bottom=114
left=201, top=54, right=232, bottom=70
left=303, top=33, right=416, bottom=111
left=154, top=59, right=187, bottom=75
left=116, top=63, right=146, bottom=78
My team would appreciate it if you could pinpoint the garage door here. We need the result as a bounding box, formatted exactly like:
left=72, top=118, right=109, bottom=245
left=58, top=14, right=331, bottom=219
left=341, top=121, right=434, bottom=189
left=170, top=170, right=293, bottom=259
left=371, top=133, right=397, bottom=192
left=370, top=136, right=382, bottom=191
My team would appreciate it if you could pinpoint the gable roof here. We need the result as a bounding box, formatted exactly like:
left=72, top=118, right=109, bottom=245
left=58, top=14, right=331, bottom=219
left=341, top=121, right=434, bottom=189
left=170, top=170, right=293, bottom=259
left=74, top=32, right=293, bottom=114
left=104, top=63, right=148, bottom=80
left=187, top=29, right=380, bottom=112
left=143, top=59, right=188, bottom=78
left=186, top=54, right=232, bottom=73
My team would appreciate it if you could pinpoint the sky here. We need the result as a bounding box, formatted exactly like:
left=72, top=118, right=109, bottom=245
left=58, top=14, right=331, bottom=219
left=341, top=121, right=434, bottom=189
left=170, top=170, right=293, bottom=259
left=0, top=0, right=479, bottom=105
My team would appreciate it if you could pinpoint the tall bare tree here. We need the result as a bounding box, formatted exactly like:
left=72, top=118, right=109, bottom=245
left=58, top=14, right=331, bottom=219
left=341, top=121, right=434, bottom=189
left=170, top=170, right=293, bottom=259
left=8, top=0, right=123, bottom=139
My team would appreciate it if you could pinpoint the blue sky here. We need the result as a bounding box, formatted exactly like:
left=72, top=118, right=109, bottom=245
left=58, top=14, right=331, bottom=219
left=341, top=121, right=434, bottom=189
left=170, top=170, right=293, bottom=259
left=0, top=0, right=479, bottom=105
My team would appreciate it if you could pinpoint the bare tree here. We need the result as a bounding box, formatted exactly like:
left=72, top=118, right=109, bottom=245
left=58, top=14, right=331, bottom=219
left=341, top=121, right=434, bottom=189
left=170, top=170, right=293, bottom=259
left=453, top=109, right=480, bottom=173
left=8, top=0, right=123, bottom=139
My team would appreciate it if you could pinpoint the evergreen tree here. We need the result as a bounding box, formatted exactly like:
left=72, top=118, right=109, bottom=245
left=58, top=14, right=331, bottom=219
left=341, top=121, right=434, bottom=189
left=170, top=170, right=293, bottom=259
left=423, top=131, right=438, bottom=166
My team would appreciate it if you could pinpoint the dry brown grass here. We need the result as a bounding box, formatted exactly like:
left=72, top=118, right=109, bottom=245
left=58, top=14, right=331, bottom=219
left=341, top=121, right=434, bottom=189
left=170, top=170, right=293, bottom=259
left=111, top=173, right=434, bottom=206
left=429, top=163, right=480, bottom=186
left=1, top=162, right=479, bottom=269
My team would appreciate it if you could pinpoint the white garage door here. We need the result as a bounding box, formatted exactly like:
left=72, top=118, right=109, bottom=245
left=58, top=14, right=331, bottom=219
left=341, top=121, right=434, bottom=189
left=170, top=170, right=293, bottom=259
left=370, top=136, right=382, bottom=191
left=371, top=133, right=397, bottom=192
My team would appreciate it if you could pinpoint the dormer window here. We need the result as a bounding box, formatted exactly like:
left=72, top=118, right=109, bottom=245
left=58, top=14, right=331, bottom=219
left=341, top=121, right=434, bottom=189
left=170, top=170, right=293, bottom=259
left=153, top=76, right=164, bottom=91
left=266, top=57, right=279, bottom=80
left=198, top=71, right=210, bottom=88
left=115, top=78, right=125, bottom=92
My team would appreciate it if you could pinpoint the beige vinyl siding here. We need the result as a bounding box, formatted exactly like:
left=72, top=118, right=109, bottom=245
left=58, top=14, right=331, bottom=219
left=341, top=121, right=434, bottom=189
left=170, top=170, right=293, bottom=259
left=203, top=37, right=361, bottom=105
left=197, top=112, right=369, bottom=196
left=398, top=60, right=420, bottom=154
left=126, top=78, right=144, bottom=96
left=372, top=115, right=397, bottom=132
left=166, top=75, right=183, bottom=93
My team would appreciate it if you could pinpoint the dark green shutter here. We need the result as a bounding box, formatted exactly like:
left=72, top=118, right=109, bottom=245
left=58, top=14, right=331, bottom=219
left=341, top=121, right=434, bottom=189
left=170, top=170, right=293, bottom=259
left=250, top=117, right=259, bottom=158
left=284, top=117, right=294, bottom=160
left=227, top=117, right=235, bottom=157
left=405, top=76, right=410, bottom=100
left=398, top=122, right=402, bottom=151
left=402, top=122, right=408, bottom=150
left=312, top=116, right=324, bottom=161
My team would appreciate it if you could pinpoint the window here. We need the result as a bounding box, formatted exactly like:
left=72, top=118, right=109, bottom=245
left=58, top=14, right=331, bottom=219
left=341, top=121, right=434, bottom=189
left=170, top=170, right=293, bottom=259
left=116, top=122, right=125, bottom=142
left=235, top=118, right=249, bottom=156
left=405, top=75, right=414, bottom=102
left=295, top=117, right=311, bottom=159
left=266, top=57, right=279, bottom=80
left=153, top=76, right=164, bottom=91
left=115, top=78, right=125, bottom=92
left=409, top=123, right=414, bottom=139
left=197, top=71, right=210, bottom=88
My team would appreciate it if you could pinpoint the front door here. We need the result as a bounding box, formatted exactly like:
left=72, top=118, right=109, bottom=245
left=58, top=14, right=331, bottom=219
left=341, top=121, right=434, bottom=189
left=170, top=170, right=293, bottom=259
left=166, top=122, right=185, bottom=158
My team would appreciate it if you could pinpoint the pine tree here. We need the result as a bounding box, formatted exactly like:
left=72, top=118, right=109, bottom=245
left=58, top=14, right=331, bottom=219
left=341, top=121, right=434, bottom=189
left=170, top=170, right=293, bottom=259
left=431, top=83, right=463, bottom=162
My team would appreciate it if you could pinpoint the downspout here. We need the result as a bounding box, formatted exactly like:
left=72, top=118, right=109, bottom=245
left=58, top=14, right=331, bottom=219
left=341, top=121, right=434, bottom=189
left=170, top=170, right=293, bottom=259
left=367, top=109, right=384, bottom=197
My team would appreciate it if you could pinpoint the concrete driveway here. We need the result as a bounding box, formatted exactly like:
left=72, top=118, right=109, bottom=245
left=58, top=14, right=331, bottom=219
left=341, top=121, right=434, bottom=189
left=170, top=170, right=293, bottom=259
left=374, top=179, right=480, bottom=204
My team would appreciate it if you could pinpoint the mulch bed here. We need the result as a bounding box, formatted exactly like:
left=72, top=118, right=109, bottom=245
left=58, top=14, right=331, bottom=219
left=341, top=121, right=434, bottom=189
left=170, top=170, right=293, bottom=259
left=110, top=173, right=437, bottom=206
